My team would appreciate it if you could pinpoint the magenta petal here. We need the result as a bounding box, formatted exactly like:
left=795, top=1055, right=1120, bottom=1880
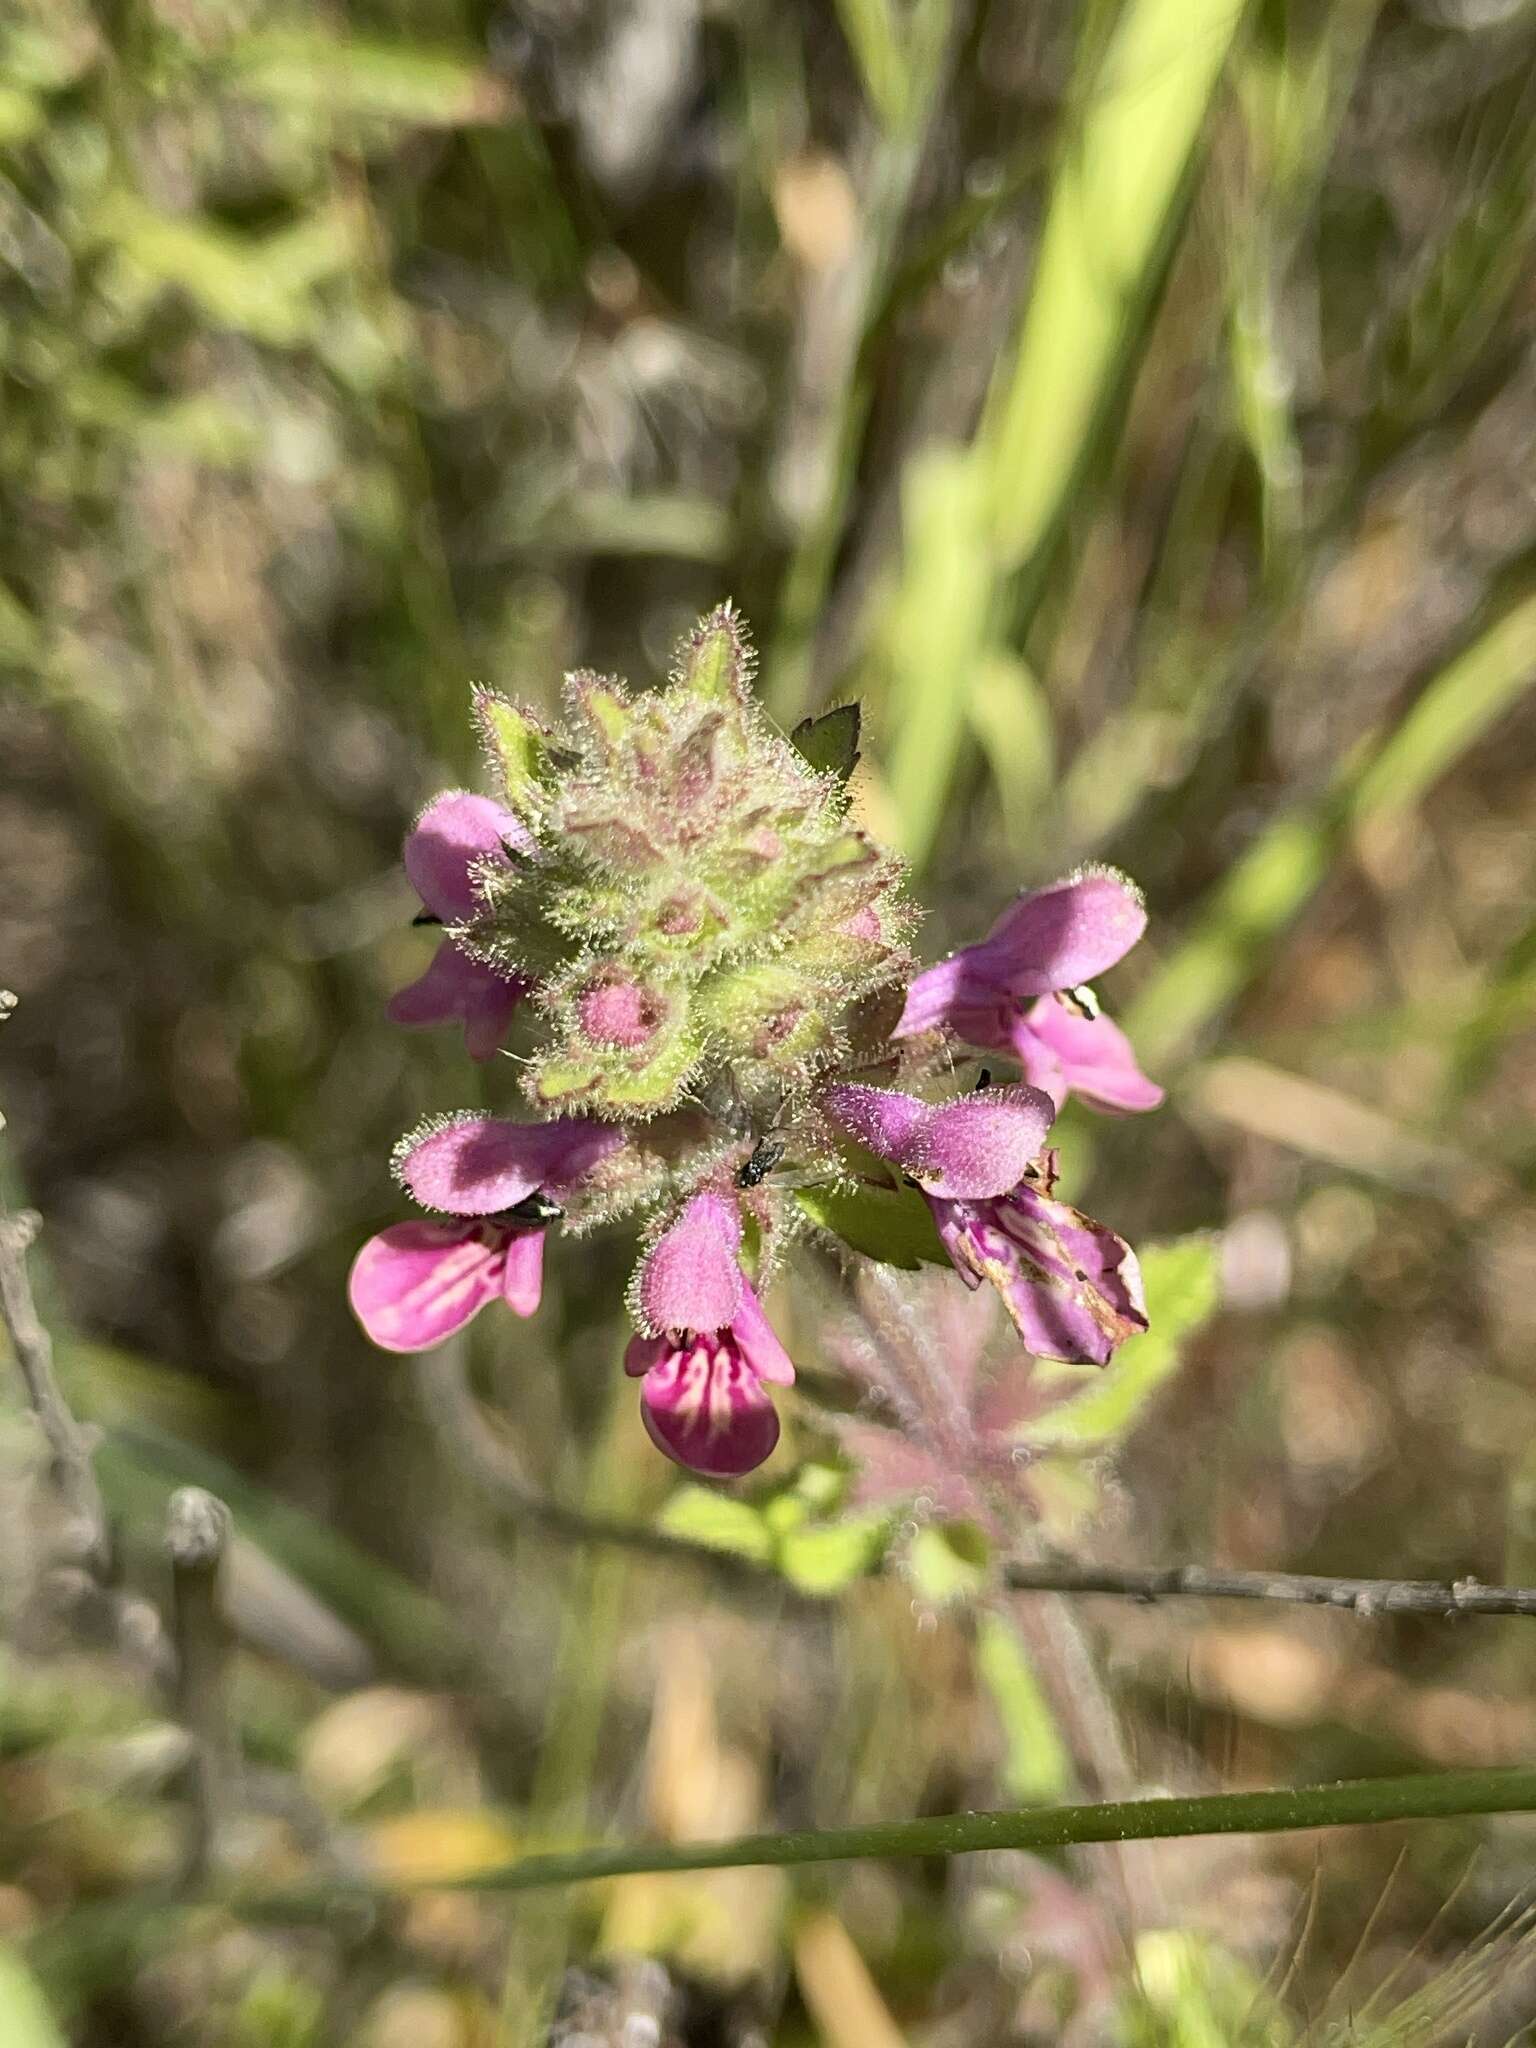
left=397, top=1115, right=619, bottom=1215
left=1014, top=999, right=1164, bottom=1115
left=639, top=1336, right=781, bottom=1477
left=933, top=1190, right=1147, bottom=1367
left=969, top=870, right=1147, bottom=998
left=534, top=1118, right=628, bottom=1194
left=387, top=941, right=525, bottom=1061
left=404, top=792, right=527, bottom=921
left=895, top=956, right=994, bottom=1038
left=499, top=1229, right=546, bottom=1316
left=729, top=1284, right=795, bottom=1387
left=821, top=1084, right=931, bottom=1164
left=624, top=1330, right=670, bottom=1379
left=1007, top=1017, right=1068, bottom=1110
left=637, top=1192, right=744, bottom=1335
left=348, top=1221, right=506, bottom=1352
left=904, top=1086, right=1056, bottom=1200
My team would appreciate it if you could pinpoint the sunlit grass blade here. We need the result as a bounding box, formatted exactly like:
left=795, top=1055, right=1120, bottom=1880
left=981, top=0, right=1249, bottom=578
left=878, top=444, right=992, bottom=866
left=1127, top=581, right=1536, bottom=1068
left=965, top=651, right=1056, bottom=857
left=832, top=0, right=951, bottom=137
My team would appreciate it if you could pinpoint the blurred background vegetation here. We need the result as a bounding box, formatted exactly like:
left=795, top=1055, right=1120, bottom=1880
left=3, top=0, right=1536, bottom=2038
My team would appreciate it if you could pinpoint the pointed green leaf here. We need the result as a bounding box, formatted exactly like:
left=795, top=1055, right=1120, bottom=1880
left=778, top=1512, right=891, bottom=1595
left=790, top=704, right=862, bottom=785
left=909, top=1522, right=990, bottom=1605
left=796, top=1181, right=948, bottom=1270
left=658, top=1487, right=774, bottom=1565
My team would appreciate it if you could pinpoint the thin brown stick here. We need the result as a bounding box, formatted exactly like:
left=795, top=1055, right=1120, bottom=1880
left=0, top=1193, right=111, bottom=1577
left=1002, top=1560, right=1536, bottom=1618
left=415, top=1349, right=1536, bottom=1623
left=168, top=1486, right=236, bottom=1883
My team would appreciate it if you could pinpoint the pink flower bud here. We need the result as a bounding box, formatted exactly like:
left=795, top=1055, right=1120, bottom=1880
left=577, top=976, right=665, bottom=1050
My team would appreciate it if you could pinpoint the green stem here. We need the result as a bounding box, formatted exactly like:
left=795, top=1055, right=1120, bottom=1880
left=241, top=1768, right=1536, bottom=1909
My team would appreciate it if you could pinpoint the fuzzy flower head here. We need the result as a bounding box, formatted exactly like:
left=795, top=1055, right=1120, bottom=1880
left=445, top=606, right=913, bottom=1130
left=356, top=602, right=1162, bottom=1483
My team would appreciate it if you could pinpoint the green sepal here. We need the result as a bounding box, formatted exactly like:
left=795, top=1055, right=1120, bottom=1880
left=472, top=688, right=550, bottom=809
left=531, top=1026, right=702, bottom=1118
left=675, top=600, right=751, bottom=703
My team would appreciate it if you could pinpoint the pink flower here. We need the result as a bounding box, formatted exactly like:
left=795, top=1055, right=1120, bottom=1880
left=931, top=1182, right=1147, bottom=1366
left=348, top=1218, right=547, bottom=1351
left=895, top=869, right=1162, bottom=1115
left=388, top=792, right=531, bottom=1060
left=818, top=1082, right=1055, bottom=1200
left=1008, top=994, right=1164, bottom=1115
left=393, top=1112, right=622, bottom=1216
left=623, top=1192, right=795, bottom=1478
left=350, top=1114, right=623, bottom=1352
left=822, top=1084, right=1146, bottom=1367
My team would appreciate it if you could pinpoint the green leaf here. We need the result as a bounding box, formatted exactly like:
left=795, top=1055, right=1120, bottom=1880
left=0, top=1945, right=64, bottom=2048
left=92, top=194, right=354, bottom=345
left=975, top=1612, right=1071, bottom=1803
left=659, top=1466, right=889, bottom=1597
left=778, top=1513, right=891, bottom=1595
left=790, top=704, right=862, bottom=786
left=1029, top=1236, right=1219, bottom=1449
left=227, top=33, right=511, bottom=127
left=980, top=0, right=1244, bottom=575
left=795, top=1181, right=948, bottom=1270
left=908, top=1523, right=990, bottom=1605
left=658, top=1487, right=774, bottom=1566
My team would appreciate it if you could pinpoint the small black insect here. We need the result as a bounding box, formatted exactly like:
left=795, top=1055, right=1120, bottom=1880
left=499, top=1190, right=566, bottom=1227
left=736, top=1136, right=787, bottom=1189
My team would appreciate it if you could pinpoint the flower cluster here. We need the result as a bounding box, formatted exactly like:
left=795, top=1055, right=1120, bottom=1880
left=349, top=605, right=1161, bottom=1478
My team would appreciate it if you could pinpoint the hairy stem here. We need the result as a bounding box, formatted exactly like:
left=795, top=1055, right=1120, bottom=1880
left=1001, top=1560, right=1536, bottom=1618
